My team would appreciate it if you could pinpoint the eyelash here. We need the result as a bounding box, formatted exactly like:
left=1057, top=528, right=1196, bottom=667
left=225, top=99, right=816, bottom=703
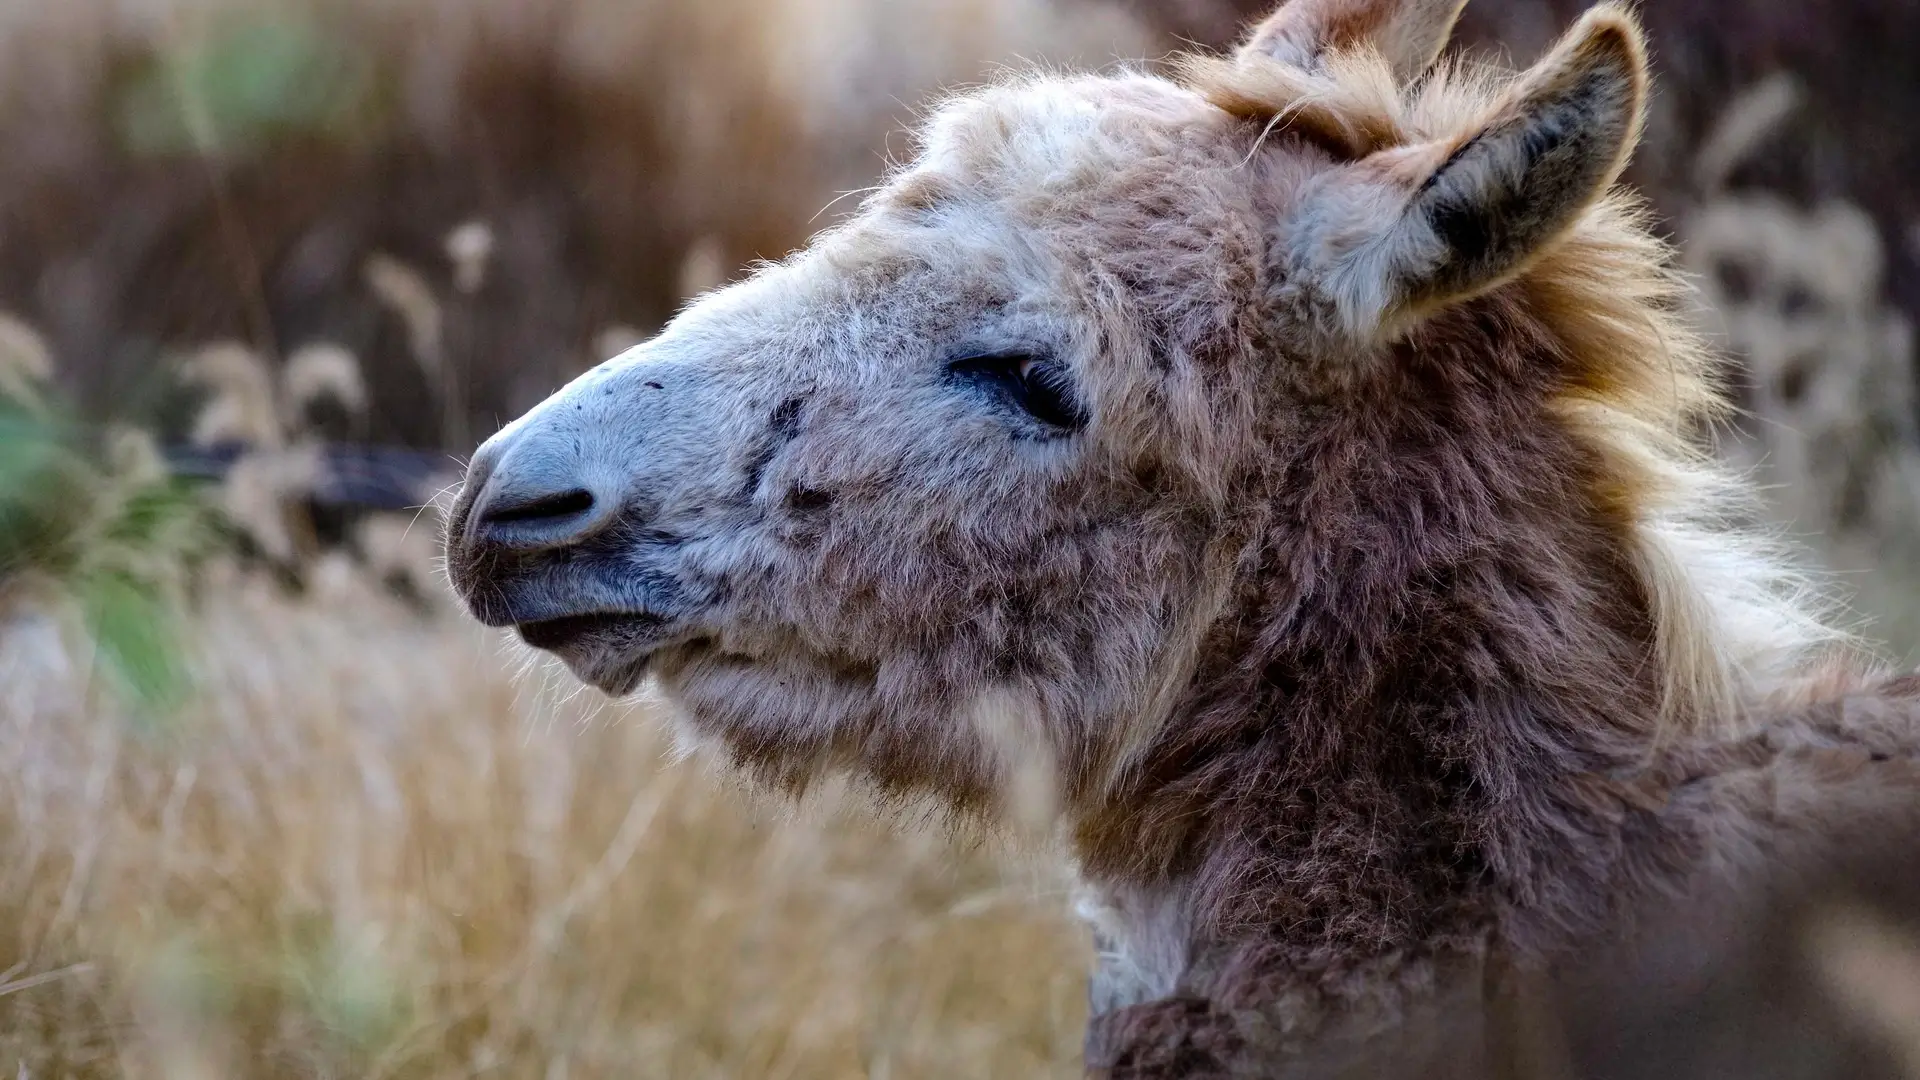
left=947, top=351, right=1088, bottom=433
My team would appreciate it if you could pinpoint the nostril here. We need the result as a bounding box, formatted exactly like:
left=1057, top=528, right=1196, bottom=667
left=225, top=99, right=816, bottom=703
left=482, top=487, right=596, bottom=526
left=467, top=482, right=612, bottom=554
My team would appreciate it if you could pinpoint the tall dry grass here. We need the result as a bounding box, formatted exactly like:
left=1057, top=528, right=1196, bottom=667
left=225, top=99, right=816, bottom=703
left=0, top=575, right=1091, bottom=1078
left=0, top=0, right=1151, bottom=445
left=1680, top=77, right=1920, bottom=662
left=0, top=1, right=1151, bottom=1057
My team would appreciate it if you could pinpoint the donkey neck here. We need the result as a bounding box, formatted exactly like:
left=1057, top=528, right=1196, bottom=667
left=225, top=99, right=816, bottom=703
left=1073, top=359, right=1675, bottom=997
left=1073, top=603, right=1668, bottom=1013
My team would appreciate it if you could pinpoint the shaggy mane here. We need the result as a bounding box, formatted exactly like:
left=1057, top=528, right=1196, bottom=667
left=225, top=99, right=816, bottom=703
left=1177, top=43, right=1861, bottom=733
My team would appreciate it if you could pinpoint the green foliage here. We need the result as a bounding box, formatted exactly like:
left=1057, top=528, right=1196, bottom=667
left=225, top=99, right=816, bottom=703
left=135, top=918, right=410, bottom=1068
left=0, top=405, right=77, bottom=565
left=278, top=915, right=411, bottom=1055
left=0, top=399, right=216, bottom=713
left=77, top=571, right=191, bottom=715
left=0, top=404, right=90, bottom=585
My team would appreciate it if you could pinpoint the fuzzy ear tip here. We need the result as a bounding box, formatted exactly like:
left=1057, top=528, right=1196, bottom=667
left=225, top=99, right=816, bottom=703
left=1560, top=3, right=1652, bottom=132
left=1572, top=4, right=1651, bottom=70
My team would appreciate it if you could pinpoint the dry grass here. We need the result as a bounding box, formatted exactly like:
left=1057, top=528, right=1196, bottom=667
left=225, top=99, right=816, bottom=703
left=1, top=13, right=1917, bottom=1079
left=0, top=0, right=1151, bottom=443
left=0, top=575, right=1091, bottom=1078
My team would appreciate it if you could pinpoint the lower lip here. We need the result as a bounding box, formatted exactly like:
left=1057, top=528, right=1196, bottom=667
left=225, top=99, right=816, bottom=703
left=597, top=656, right=652, bottom=696
left=515, top=613, right=661, bottom=652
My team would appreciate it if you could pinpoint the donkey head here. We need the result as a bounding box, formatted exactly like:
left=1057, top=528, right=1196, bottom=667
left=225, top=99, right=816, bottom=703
left=446, top=0, right=1667, bottom=817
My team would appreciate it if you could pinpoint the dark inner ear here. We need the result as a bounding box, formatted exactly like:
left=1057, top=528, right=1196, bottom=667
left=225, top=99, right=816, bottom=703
left=1405, top=33, right=1641, bottom=305
left=1423, top=101, right=1592, bottom=289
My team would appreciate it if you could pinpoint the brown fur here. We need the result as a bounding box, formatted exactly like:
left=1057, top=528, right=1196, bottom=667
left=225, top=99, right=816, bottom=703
left=1238, top=0, right=1467, bottom=82
left=1075, top=5, right=1896, bottom=1072
left=1087, top=675, right=1920, bottom=1078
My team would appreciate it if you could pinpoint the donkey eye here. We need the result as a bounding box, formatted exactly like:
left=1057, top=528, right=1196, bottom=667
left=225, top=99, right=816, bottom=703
left=947, top=351, right=1087, bottom=433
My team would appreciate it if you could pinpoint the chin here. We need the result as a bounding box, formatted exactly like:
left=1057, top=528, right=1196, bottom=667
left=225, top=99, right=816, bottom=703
left=513, top=613, right=672, bottom=697
left=565, top=652, right=653, bottom=697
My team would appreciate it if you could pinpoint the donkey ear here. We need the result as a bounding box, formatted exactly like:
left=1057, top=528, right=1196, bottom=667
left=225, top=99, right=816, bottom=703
left=1292, top=5, right=1648, bottom=337
left=1239, top=0, right=1469, bottom=82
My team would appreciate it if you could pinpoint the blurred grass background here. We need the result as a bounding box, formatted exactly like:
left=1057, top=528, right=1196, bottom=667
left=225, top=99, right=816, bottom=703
left=0, top=0, right=1916, bottom=1076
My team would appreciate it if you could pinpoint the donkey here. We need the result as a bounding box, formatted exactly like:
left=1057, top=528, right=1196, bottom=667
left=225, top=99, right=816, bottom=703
left=445, top=0, right=1920, bottom=1074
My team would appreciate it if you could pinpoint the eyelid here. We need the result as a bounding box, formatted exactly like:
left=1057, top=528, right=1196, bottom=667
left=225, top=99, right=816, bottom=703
left=945, top=349, right=1087, bottom=434
left=950, top=349, right=1038, bottom=366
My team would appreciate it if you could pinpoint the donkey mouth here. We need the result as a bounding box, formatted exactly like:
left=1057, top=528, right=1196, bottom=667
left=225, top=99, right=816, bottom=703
left=514, top=611, right=676, bottom=695
left=516, top=612, right=663, bottom=651
left=447, top=539, right=692, bottom=694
